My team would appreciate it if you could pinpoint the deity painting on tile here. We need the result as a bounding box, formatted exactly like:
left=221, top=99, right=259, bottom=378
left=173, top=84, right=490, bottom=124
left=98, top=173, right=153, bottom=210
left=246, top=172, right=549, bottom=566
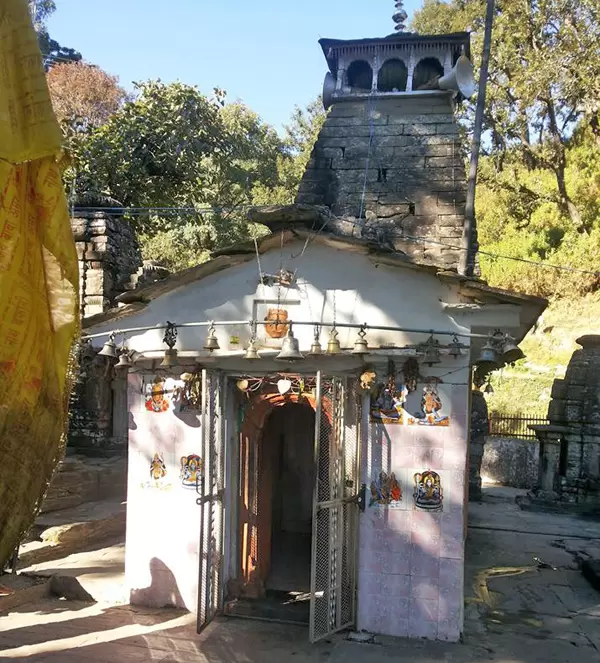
left=180, top=454, right=203, bottom=488
left=141, top=452, right=173, bottom=491
left=369, top=471, right=403, bottom=508
left=413, top=470, right=443, bottom=511
left=145, top=376, right=172, bottom=413
left=370, top=376, right=408, bottom=424
left=407, top=385, right=450, bottom=426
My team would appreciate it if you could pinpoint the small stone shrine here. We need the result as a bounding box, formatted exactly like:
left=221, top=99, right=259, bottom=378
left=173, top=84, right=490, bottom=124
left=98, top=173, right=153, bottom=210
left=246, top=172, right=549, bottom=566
left=528, top=335, right=600, bottom=507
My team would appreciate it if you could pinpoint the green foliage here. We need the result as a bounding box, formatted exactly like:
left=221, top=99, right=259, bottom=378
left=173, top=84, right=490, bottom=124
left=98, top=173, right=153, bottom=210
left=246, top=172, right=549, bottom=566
left=413, top=0, right=600, bottom=298
left=29, top=0, right=81, bottom=66
left=70, top=87, right=325, bottom=270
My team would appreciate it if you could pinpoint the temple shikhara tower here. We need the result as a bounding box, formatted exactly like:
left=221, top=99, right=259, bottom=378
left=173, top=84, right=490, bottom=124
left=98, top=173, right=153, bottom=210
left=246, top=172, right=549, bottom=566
left=296, top=3, right=474, bottom=270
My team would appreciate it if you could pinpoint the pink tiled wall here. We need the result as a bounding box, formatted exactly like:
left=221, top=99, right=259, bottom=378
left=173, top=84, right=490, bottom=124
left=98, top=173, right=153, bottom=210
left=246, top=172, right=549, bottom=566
left=125, top=375, right=202, bottom=611
left=357, top=385, right=469, bottom=642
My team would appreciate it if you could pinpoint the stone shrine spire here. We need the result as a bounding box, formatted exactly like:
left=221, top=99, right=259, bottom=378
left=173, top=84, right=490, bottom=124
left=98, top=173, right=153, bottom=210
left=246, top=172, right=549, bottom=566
left=393, top=0, right=408, bottom=32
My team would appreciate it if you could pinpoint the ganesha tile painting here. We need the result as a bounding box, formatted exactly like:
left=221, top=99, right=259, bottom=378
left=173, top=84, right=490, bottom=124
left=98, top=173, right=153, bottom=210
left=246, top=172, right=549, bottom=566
left=180, top=454, right=203, bottom=489
left=407, top=385, right=450, bottom=427
left=370, top=377, right=408, bottom=424
left=413, top=470, right=443, bottom=511
left=369, top=471, right=403, bottom=508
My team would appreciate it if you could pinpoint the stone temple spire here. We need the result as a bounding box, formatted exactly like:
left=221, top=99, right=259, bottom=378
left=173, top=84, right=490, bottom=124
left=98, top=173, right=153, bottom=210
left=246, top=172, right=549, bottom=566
left=393, top=0, right=408, bottom=32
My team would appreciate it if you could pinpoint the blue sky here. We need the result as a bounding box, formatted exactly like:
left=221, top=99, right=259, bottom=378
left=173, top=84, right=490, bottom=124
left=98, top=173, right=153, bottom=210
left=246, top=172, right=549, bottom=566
left=48, top=0, right=423, bottom=132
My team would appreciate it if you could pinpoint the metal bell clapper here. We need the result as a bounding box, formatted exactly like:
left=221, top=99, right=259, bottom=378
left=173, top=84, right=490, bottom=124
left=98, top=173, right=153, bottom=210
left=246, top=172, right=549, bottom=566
left=276, top=325, right=303, bottom=362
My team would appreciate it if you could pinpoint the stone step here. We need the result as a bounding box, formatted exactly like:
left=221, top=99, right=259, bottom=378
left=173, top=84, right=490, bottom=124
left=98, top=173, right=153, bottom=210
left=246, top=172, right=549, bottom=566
left=41, top=455, right=126, bottom=514
left=18, top=498, right=126, bottom=568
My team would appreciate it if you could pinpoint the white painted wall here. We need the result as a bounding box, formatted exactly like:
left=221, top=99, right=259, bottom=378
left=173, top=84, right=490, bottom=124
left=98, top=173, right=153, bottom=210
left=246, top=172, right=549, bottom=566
left=88, top=241, right=472, bottom=359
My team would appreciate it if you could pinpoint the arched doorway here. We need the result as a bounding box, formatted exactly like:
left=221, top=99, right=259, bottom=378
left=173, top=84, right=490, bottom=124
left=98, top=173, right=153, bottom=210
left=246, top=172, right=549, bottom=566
left=230, top=389, right=328, bottom=602
left=226, top=375, right=360, bottom=638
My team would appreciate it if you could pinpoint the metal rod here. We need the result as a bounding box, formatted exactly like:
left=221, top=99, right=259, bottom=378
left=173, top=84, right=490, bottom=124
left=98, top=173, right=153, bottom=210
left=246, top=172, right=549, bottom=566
left=83, top=319, right=488, bottom=341
left=460, top=0, right=496, bottom=276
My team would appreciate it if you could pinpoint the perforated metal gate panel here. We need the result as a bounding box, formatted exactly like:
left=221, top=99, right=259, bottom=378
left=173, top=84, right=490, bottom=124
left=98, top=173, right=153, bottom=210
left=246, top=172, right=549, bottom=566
left=197, top=370, right=225, bottom=632
left=310, top=373, right=360, bottom=642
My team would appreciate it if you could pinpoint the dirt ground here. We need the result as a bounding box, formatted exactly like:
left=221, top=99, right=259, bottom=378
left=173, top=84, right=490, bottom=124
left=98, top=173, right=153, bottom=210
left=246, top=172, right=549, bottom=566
left=1, top=485, right=600, bottom=662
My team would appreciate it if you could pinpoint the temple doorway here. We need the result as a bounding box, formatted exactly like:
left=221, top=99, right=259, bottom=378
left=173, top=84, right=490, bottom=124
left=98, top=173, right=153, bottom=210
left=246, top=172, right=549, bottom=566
left=263, top=401, right=315, bottom=595
left=226, top=374, right=359, bottom=638
left=227, top=395, right=317, bottom=624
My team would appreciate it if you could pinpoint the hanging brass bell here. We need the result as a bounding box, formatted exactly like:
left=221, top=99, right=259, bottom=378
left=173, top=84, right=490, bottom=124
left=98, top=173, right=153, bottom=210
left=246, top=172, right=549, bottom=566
left=484, top=381, right=495, bottom=395
left=352, top=328, right=369, bottom=355
left=276, top=326, right=303, bottom=362
left=116, top=351, right=132, bottom=369
left=477, top=339, right=499, bottom=368
left=327, top=328, right=341, bottom=355
left=204, top=325, right=220, bottom=352
left=502, top=334, right=524, bottom=364
left=448, top=336, right=463, bottom=358
left=98, top=335, right=118, bottom=359
left=309, top=327, right=323, bottom=355
left=160, top=348, right=178, bottom=368
left=244, top=338, right=260, bottom=360
left=423, top=345, right=441, bottom=366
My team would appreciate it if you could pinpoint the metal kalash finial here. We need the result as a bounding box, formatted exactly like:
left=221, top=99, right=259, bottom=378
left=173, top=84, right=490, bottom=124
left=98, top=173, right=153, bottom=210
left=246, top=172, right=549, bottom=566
left=393, top=0, right=408, bottom=31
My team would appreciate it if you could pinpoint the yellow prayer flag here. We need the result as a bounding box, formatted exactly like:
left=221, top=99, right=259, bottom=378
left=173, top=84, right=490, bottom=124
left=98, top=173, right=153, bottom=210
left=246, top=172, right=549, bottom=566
left=0, top=0, right=79, bottom=567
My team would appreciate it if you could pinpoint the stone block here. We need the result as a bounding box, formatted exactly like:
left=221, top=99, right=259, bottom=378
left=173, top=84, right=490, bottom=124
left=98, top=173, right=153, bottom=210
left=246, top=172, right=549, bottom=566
left=389, top=113, right=453, bottom=125
left=551, top=379, right=566, bottom=399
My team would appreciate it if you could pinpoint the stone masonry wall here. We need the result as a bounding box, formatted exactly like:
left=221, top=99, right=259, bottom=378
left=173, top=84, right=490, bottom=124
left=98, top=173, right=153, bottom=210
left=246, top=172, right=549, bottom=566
left=71, top=212, right=142, bottom=317
left=545, top=336, right=600, bottom=503
left=296, top=96, right=466, bottom=270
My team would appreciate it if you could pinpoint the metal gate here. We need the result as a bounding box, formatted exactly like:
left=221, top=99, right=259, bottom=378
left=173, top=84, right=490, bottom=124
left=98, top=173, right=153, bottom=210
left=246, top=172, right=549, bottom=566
left=309, top=372, right=361, bottom=642
left=196, top=369, right=225, bottom=632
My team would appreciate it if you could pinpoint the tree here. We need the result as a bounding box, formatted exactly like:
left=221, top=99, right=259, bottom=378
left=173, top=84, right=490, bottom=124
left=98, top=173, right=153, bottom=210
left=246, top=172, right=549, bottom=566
left=413, top=0, right=600, bottom=230
left=252, top=97, right=328, bottom=205
left=47, top=62, right=129, bottom=132
left=28, top=0, right=81, bottom=67
left=69, top=81, right=287, bottom=269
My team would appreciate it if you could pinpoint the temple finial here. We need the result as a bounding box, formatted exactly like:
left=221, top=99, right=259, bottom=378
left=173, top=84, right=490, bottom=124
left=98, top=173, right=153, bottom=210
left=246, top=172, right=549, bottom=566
left=393, top=0, right=408, bottom=32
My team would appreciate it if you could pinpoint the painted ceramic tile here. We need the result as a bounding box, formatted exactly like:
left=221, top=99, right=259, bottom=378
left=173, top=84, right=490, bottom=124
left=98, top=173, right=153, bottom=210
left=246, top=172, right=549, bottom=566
left=370, top=377, right=408, bottom=424
left=144, top=376, right=173, bottom=412
left=180, top=454, right=203, bottom=489
left=413, top=470, right=443, bottom=512
left=253, top=299, right=301, bottom=348
left=140, top=452, right=173, bottom=491
left=407, top=385, right=450, bottom=426
left=172, top=373, right=202, bottom=413
left=369, top=471, right=403, bottom=508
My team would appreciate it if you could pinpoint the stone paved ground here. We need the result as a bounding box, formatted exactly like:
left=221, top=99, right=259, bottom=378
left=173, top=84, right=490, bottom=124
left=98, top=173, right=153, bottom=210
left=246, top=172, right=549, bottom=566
left=1, top=485, right=600, bottom=662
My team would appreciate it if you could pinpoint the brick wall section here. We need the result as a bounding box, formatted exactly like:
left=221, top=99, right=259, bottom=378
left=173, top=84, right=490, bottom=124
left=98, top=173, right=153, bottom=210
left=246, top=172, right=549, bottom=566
left=296, top=96, right=466, bottom=270
left=71, top=212, right=142, bottom=317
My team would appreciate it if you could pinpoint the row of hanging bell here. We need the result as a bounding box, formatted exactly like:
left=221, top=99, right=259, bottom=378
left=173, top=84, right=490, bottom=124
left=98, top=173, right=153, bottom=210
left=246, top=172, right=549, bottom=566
left=477, top=333, right=524, bottom=369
